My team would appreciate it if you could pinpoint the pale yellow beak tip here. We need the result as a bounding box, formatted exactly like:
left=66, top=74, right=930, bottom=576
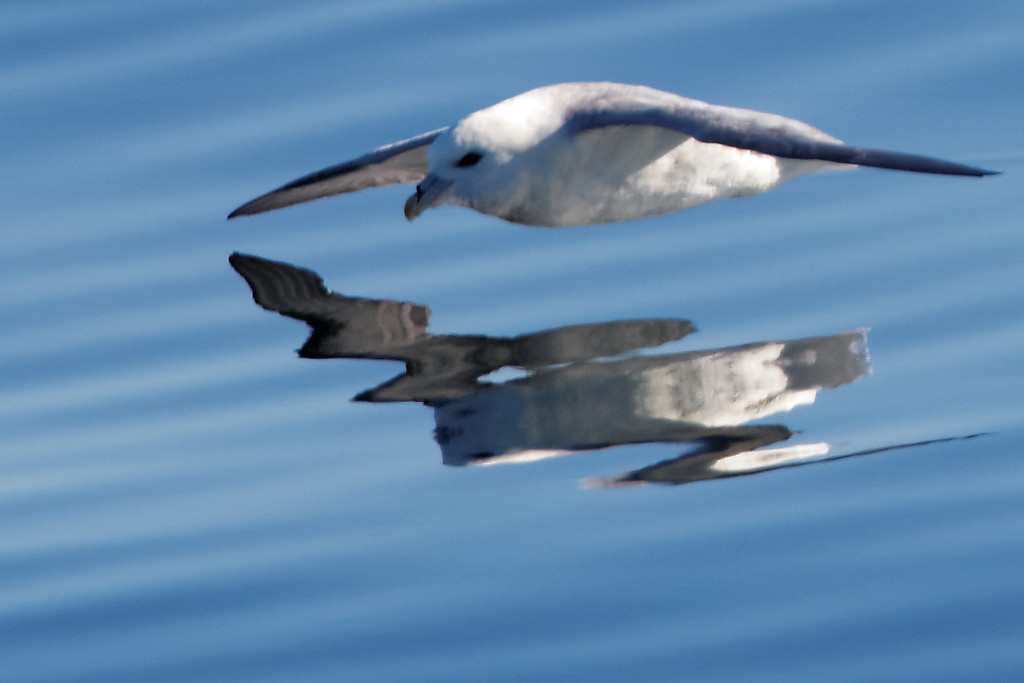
left=403, top=194, right=421, bottom=221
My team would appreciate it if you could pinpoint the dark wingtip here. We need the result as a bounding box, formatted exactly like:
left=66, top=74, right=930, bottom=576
left=228, top=201, right=256, bottom=219
left=228, top=198, right=268, bottom=219
left=227, top=176, right=339, bottom=219
left=956, top=165, right=1000, bottom=178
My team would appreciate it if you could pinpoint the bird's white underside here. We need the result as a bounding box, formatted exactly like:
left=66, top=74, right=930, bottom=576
left=435, top=126, right=839, bottom=227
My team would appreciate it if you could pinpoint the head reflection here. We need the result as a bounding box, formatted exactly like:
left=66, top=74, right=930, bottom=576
left=231, top=253, right=870, bottom=487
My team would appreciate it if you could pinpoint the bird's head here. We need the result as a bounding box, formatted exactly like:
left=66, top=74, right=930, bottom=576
left=404, top=87, right=567, bottom=223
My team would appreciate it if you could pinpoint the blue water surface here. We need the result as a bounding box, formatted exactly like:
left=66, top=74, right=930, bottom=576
left=2, top=1, right=1023, bottom=681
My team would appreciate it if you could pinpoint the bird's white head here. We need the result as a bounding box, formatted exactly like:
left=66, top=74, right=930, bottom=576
left=404, top=86, right=571, bottom=224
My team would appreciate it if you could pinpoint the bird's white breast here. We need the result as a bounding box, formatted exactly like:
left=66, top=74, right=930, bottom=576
left=504, top=125, right=829, bottom=227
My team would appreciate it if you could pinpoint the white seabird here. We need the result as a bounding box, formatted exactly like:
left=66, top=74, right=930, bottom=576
left=229, top=82, right=996, bottom=227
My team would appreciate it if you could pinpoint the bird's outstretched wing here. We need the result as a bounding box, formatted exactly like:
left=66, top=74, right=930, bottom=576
left=229, top=127, right=448, bottom=218
left=566, top=102, right=997, bottom=177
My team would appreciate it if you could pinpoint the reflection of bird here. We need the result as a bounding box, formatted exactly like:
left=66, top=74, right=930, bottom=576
left=230, top=253, right=872, bottom=485
left=230, top=82, right=996, bottom=227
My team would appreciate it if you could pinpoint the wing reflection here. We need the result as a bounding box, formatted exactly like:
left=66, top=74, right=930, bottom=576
left=231, top=253, right=870, bottom=486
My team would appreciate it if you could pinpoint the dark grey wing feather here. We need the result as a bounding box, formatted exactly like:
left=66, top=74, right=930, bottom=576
left=567, top=105, right=997, bottom=177
left=229, top=127, right=447, bottom=218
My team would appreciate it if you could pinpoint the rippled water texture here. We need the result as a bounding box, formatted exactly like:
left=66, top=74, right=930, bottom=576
left=3, top=2, right=1023, bottom=681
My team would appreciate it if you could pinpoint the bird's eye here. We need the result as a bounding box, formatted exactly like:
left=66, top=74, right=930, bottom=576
left=455, top=151, right=484, bottom=168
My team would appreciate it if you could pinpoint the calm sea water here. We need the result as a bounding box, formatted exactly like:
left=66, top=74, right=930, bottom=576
left=3, top=2, right=1023, bottom=681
